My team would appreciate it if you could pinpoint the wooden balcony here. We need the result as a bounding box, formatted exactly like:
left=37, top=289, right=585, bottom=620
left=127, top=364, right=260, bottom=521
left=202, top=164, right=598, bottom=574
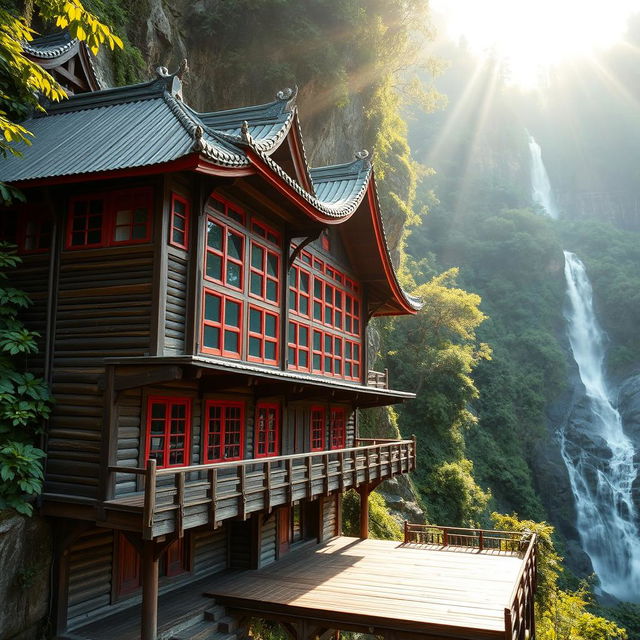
left=103, top=438, right=416, bottom=539
left=367, top=368, right=389, bottom=389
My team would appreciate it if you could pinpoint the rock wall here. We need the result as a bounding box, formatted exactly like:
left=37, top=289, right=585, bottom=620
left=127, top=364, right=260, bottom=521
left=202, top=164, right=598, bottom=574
left=0, top=513, right=51, bottom=640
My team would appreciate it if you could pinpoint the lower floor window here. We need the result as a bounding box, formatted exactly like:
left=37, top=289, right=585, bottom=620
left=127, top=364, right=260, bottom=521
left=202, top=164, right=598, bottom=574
left=330, top=408, right=346, bottom=449
left=146, top=397, right=191, bottom=468
left=310, top=407, right=326, bottom=451
left=204, top=401, right=244, bottom=462
left=255, top=403, right=280, bottom=457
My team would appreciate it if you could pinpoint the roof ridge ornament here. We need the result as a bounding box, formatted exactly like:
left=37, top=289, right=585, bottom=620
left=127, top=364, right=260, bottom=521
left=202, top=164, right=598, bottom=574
left=275, top=86, right=298, bottom=111
left=155, top=61, right=186, bottom=100
left=193, top=125, right=204, bottom=151
left=240, top=120, right=253, bottom=144
left=355, top=149, right=371, bottom=169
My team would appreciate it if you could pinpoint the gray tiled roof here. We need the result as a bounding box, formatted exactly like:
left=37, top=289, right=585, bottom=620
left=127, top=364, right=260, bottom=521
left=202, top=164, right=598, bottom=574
left=22, top=32, right=76, bottom=59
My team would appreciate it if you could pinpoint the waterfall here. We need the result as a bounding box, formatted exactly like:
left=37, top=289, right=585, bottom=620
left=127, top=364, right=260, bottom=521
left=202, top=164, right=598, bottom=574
left=528, top=134, right=559, bottom=219
left=562, top=252, right=640, bottom=600
left=528, top=133, right=640, bottom=600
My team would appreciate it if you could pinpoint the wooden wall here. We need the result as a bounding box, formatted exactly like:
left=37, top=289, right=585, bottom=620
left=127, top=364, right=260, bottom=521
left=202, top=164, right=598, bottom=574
left=321, top=495, right=339, bottom=542
left=259, top=513, right=277, bottom=568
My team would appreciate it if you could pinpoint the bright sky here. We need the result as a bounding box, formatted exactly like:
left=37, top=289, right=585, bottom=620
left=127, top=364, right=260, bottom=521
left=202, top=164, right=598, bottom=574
left=431, top=0, right=640, bottom=88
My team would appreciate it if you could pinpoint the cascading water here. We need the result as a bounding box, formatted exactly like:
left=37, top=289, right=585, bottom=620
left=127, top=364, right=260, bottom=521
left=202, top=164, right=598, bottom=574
left=528, top=134, right=640, bottom=600
left=562, top=252, right=640, bottom=599
left=528, top=134, right=559, bottom=219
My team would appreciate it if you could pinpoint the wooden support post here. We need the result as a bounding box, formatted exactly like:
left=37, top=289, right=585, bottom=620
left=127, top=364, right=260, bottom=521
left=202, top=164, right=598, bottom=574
left=306, top=456, right=313, bottom=499
left=240, top=465, right=247, bottom=519
left=404, top=520, right=408, bottom=544
left=176, top=472, right=185, bottom=538
left=358, top=484, right=370, bottom=539
left=338, top=452, right=345, bottom=492
left=265, top=461, right=272, bottom=512
left=323, top=453, right=330, bottom=495
left=287, top=458, right=294, bottom=503
left=143, top=459, right=157, bottom=540
left=141, top=541, right=159, bottom=640
left=209, top=467, right=218, bottom=528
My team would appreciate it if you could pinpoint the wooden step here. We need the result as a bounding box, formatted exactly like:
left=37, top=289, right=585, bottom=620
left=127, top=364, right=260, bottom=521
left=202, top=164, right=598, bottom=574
left=203, top=605, right=226, bottom=622
left=168, top=620, right=235, bottom=640
left=217, top=616, right=237, bottom=634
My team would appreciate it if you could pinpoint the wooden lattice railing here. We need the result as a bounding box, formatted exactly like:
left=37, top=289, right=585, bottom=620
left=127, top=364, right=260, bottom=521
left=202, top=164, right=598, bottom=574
left=504, top=533, right=537, bottom=640
left=107, top=438, right=416, bottom=539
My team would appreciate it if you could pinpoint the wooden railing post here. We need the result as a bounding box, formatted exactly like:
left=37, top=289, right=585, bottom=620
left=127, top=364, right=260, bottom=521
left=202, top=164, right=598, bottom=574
left=404, top=520, right=408, bottom=544
left=306, top=456, right=313, bottom=499
left=176, top=472, right=185, bottom=538
left=142, top=459, right=157, bottom=541
left=323, top=453, right=330, bottom=495
left=240, top=465, right=247, bottom=519
left=351, top=449, right=358, bottom=487
left=504, top=607, right=513, bottom=640
left=479, top=530, right=484, bottom=552
left=442, top=527, right=448, bottom=547
left=412, top=434, right=417, bottom=471
left=338, top=452, right=345, bottom=492
left=209, top=467, right=218, bottom=529
left=287, top=458, right=294, bottom=503
left=265, top=461, right=272, bottom=512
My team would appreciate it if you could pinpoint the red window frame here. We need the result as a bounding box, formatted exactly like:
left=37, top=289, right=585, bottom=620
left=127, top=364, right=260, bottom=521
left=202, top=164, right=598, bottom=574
left=247, top=305, right=279, bottom=365
left=255, top=403, right=280, bottom=458
left=310, top=406, right=326, bottom=451
left=288, top=265, right=311, bottom=318
left=287, top=320, right=310, bottom=372
left=344, top=339, right=361, bottom=381
left=67, top=188, right=153, bottom=249
left=204, top=400, right=245, bottom=463
left=201, top=289, right=242, bottom=358
left=252, top=219, right=280, bottom=245
left=204, top=215, right=245, bottom=291
left=330, top=408, right=346, bottom=450
left=145, top=396, right=191, bottom=469
left=207, top=194, right=245, bottom=225
left=249, top=239, right=279, bottom=305
left=19, top=209, right=53, bottom=254
left=169, top=193, right=190, bottom=250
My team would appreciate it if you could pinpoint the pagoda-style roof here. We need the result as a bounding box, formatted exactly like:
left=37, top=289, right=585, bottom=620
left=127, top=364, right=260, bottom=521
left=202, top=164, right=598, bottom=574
left=0, top=65, right=421, bottom=314
left=23, top=31, right=100, bottom=94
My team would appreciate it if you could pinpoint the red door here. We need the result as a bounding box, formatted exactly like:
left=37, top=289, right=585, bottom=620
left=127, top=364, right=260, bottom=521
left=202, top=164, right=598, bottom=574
left=116, top=534, right=141, bottom=597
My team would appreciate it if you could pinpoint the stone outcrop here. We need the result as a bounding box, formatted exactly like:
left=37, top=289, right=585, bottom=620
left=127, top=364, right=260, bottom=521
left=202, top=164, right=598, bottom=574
left=0, top=513, right=51, bottom=640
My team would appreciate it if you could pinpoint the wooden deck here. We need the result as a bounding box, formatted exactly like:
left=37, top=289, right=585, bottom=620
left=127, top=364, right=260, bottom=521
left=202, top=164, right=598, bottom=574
left=206, top=536, right=527, bottom=640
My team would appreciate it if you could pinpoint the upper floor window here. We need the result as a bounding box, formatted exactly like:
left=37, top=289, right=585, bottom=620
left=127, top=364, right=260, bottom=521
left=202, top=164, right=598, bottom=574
left=255, top=402, right=280, bottom=458
left=205, top=217, right=244, bottom=290
left=249, top=240, right=279, bottom=304
left=248, top=306, right=278, bottom=364
left=202, top=290, right=242, bottom=358
left=145, top=396, right=191, bottom=469
left=67, top=187, right=152, bottom=249
left=204, top=401, right=244, bottom=463
left=170, top=193, right=190, bottom=250
left=0, top=207, right=53, bottom=254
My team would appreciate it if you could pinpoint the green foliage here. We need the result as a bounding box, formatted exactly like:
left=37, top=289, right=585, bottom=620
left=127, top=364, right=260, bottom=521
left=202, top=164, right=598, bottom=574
left=492, top=513, right=627, bottom=639
left=0, top=244, right=50, bottom=515
left=384, top=268, right=491, bottom=526
left=342, top=489, right=403, bottom=540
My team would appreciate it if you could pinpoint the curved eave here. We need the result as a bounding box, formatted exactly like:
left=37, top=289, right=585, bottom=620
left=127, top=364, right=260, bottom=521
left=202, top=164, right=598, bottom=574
left=246, top=148, right=372, bottom=223
left=365, top=178, right=422, bottom=316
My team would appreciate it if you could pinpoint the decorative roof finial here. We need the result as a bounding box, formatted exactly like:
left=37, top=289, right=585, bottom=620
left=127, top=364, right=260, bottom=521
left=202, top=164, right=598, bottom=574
left=155, top=66, right=170, bottom=78
left=355, top=149, right=369, bottom=160
left=177, top=59, right=189, bottom=80
left=193, top=125, right=204, bottom=151
left=240, top=120, right=251, bottom=143
left=276, top=87, right=294, bottom=101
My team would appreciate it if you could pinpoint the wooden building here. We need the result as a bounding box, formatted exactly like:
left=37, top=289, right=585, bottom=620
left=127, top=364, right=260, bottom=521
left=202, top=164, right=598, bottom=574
left=0, top=47, right=537, bottom=640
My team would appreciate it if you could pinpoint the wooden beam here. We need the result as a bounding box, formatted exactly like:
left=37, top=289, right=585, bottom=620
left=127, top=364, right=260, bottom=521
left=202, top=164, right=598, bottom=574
left=141, top=540, right=159, bottom=640
left=113, top=365, right=183, bottom=391
left=358, top=484, right=371, bottom=540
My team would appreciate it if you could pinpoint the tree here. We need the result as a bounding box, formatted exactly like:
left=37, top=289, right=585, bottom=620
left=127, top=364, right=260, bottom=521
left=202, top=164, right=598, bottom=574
left=0, top=0, right=122, bottom=201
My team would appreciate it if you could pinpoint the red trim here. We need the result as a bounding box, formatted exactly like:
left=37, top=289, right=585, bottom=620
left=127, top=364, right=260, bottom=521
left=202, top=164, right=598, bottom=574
left=247, top=305, right=279, bottom=365
left=169, top=192, right=190, bottom=250
left=144, top=396, right=191, bottom=469
left=254, top=402, right=280, bottom=458
left=286, top=116, right=315, bottom=194
left=203, top=400, right=245, bottom=463
left=310, top=406, right=326, bottom=451
left=201, top=289, right=243, bottom=359
left=330, top=408, right=346, bottom=450
left=9, top=154, right=254, bottom=188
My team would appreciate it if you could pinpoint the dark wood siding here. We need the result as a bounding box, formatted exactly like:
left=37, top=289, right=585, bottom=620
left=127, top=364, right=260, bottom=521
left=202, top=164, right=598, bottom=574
left=193, top=526, right=228, bottom=576
left=346, top=410, right=356, bottom=448
left=66, top=528, right=114, bottom=630
left=165, top=248, right=188, bottom=354
left=321, top=494, right=338, bottom=542
left=114, top=388, right=143, bottom=496
left=259, top=514, right=277, bottom=568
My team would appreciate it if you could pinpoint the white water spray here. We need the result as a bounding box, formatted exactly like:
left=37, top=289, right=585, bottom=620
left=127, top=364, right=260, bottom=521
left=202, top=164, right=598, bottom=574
left=528, top=135, right=559, bottom=219
left=528, top=133, right=640, bottom=600
left=562, top=252, right=640, bottom=600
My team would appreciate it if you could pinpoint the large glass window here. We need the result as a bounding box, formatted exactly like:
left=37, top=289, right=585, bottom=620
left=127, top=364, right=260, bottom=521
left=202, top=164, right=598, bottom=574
left=145, top=397, right=191, bottom=469
left=204, top=217, right=244, bottom=290
left=202, top=290, right=242, bottom=358
left=170, top=193, right=190, bottom=249
left=204, top=401, right=244, bottom=462
left=248, top=306, right=278, bottom=364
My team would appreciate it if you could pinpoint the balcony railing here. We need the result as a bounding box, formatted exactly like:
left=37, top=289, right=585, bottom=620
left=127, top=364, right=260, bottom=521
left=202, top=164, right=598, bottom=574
left=367, top=368, right=389, bottom=389
left=106, top=438, right=416, bottom=540
left=403, top=523, right=537, bottom=640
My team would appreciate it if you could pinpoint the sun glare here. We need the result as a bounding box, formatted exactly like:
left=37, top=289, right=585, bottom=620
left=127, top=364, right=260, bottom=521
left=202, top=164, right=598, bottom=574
left=431, top=0, right=640, bottom=88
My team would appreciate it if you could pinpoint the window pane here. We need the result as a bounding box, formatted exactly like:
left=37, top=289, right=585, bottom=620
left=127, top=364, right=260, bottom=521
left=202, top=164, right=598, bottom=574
left=87, top=230, right=101, bottom=244
left=300, top=326, right=308, bottom=346
left=227, top=262, right=241, bottom=288
left=132, top=225, right=147, bottom=240
left=249, top=336, right=261, bottom=357
left=203, top=326, right=219, bottom=349
left=114, top=227, right=131, bottom=242
left=267, top=253, right=278, bottom=276
left=300, top=351, right=308, bottom=367
left=251, top=273, right=263, bottom=296
left=250, top=308, right=262, bottom=333
left=265, top=342, right=276, bottom=361
left=265, top=313, right=276, bottom=337
left=251, top=244, right=264, bottom=268
left=171, top=404, right=185, bottom=419
left=207, top=221, right=222, bottom=249
left=313, top=331, right=321, bottom=350
left=204, top=294, right=220, bottom=321
left=206, top=254, right=222, bottom=280
left=224, top=330, right=239, bottom=353
left=288, top=322, right=295, bottom=343
left=301, top=273, right=309, bottom=293
left=151, top=402, right=165, bottom=418
left=228, top=232, right=242, bottom=259
left=225, top=300, right=240, bottom=327
left=300, top=297, right=308, bottom=315
left=174, top=200, right=185, bottom=215
left=266, top=280, right=277, bottom=302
